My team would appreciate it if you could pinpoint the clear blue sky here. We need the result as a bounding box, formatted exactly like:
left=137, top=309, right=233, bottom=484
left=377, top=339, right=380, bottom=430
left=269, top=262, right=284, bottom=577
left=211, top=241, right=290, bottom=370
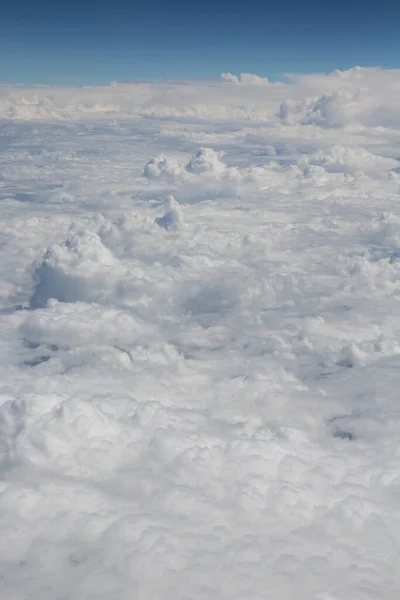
left=1, top=0, right=399, bottom=84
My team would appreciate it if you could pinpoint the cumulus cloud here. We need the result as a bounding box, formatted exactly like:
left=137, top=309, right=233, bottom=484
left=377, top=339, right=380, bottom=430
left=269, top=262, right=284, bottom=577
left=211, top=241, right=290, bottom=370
left=155, top=195, right=183, bottom=230
left=143, top=154, right=183, bottom=180
left=279, top=89, right=369, bottom=128
left=220, top=72, right=240, bottom=83
left=30, top=230, right=124, bottom=308
left=142, top=147, right=232, bottom=185
left=239, top=73, right=269, bottom=85
left=372, top=211, right=400, bottom=250
left=298, top=145, right=399, bottom=175
left=141, top=147, right=258, bottom=196
left=185, top=147, right=227, bottom=175
left=221, top=72, right=269, bottom=85
left=279, top=68, right=400, bottom=128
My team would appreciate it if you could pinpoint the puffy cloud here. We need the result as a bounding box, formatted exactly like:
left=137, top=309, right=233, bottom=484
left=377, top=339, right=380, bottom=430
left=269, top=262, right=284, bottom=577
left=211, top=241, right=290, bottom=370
left=279, top=89, right=369, bottom=128
left=220, top=72, right=240, bottom=83
left=279, top=68, right=400, bottom=128
left=221, top=72, right=269, bottom=85
left=142, top=148, right=232, bottom=185
left=298, top=145, right=399, bottom=175
left=372, top=211, right=400, bottom=250
left=185, top=147, right=227, bottom=176
left=143, top=154, right=183, bottom=180
left=155, top=195, right=183, bottom=230
left=30, top=230, right=124, bottom=308
left=239, top=73, right=269, bottom=85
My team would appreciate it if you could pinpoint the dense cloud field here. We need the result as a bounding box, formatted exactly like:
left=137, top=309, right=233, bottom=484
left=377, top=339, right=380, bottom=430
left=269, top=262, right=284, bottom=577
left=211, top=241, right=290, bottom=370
left=1, top=67, right=400, bottom=599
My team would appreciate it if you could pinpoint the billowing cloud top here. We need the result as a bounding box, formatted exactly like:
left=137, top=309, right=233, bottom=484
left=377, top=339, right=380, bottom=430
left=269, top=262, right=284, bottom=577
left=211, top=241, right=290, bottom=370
left=220, top=72, right=269, bottom=85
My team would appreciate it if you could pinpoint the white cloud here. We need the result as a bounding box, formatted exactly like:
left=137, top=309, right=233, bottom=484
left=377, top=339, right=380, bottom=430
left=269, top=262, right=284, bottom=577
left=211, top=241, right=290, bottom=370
left=221, top=72, right=269, bottom=85
left=30, top=230, right=125, bottom=308
left=220, top=72, right=240, bottom=83
left=298, top=145, right=399, bottom=175
left=239, top=72, right=269, bottom=85
left=2, top=65, right=400, bottom=600
left=185, top=147, right=227, bottom=175
left=155, top=195, right=183, bottom=230
left=143, top=154, right=183, bottom=180
left=1, top=66, right=399, bottom=127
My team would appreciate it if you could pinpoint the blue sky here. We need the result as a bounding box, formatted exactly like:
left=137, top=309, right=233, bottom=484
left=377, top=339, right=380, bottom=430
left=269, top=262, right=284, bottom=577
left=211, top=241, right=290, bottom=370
left=1, top=0, right=399, bottom=84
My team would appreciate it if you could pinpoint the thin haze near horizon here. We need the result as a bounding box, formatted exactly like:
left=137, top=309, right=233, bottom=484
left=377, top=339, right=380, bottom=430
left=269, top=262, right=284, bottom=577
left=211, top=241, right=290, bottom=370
left=0, top=0, right=399, bottom=84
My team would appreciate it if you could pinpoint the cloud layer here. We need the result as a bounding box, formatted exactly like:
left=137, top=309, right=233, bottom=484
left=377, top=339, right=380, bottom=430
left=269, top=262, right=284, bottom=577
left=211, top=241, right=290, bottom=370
left=1, top=66, right=400, bottom=600
left=1, top=66, right=400, bottom=127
